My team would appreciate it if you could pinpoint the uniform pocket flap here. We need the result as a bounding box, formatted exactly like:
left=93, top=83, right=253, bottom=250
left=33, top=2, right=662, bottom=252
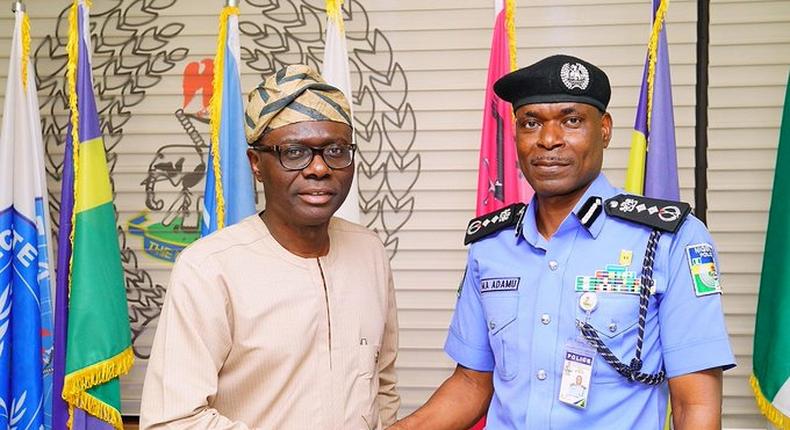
left=481, top=296, right=518, bottom=336
left=585, top=295, right=640, bottom=339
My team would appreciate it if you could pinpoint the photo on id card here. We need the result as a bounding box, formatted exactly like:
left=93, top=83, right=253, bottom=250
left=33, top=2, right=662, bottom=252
left=559, top=345, right=594, bottom=409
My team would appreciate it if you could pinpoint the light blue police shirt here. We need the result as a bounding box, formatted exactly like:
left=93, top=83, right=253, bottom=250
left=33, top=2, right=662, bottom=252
left=445, top=173, right=735, bottom=429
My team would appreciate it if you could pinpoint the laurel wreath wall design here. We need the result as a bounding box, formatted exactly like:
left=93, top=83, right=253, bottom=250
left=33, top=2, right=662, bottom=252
left=34, top=0, right=420, bottom=359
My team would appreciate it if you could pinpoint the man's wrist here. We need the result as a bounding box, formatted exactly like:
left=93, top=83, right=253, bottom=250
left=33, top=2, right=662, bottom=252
left=386, top=418, right=414, bottom=430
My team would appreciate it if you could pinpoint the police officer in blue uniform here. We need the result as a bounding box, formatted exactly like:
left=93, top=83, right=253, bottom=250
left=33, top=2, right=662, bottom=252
left=390, top=55, right=735, bottom=429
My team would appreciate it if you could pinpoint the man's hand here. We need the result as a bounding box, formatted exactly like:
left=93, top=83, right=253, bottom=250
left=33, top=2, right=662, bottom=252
left=387, top=365, right=493, bottom=430
left=668, top=367, right=723, bottom=430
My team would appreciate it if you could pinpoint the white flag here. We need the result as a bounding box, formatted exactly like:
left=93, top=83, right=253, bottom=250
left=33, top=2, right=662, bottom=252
left=0, top=6, right=55, bottom=430
left=322, top=0, right=360, bottom=223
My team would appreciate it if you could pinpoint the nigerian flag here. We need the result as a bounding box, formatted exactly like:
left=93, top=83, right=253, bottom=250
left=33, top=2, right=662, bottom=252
left=751, top=72, right=790, bottom=430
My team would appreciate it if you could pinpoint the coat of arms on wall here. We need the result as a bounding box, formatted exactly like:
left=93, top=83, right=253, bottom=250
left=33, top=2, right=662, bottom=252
left=127, top=59, right=214, bottom=263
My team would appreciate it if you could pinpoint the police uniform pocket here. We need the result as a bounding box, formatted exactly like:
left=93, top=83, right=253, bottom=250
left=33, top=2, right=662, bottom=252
left=481, top=295, right=519, bottom=381
left=586, top=294, right=640, bottom=340
left=583, top=295, right=640, bottom=384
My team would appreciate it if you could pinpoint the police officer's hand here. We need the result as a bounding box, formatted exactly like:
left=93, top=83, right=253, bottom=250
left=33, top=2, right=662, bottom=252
left=387, top=365, right=493, bottom=430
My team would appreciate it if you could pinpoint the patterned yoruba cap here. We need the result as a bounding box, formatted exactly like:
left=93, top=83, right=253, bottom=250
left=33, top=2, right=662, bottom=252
left=494, top=54, right=611, bottom=112
left=244, top=64, right=352, bottom=144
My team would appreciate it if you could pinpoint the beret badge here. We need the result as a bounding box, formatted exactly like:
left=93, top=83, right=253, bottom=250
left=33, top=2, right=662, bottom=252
left=560, top=62, right=590, bottom=91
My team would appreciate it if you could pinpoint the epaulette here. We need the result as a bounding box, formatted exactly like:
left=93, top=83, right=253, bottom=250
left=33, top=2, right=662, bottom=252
left=464, top=203, right=527, bottom=245
left=604, top=194, right=691, bottom=233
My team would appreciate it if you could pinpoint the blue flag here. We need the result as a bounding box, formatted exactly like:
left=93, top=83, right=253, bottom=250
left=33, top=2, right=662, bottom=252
left=202, top=6, right=256, bottom=236
left=0, top=6, right=55, bottom=430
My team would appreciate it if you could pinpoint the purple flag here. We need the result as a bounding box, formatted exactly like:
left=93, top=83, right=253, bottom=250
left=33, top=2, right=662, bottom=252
left=644, top=17, right=679, bottom=200
left=624, top=0, right=679, bottom=200
left=53, top=125, right=74, bottom=430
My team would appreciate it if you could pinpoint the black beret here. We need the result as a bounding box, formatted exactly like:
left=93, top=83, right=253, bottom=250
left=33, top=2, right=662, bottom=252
left=493, top=54, right=611, bottom=112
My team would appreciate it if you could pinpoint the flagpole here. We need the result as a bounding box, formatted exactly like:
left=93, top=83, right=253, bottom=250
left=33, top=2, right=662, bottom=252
left=224, top=0, right=238, bottom=6
left=11, top=1, right=24, bottom=12
left=694, top=0, right=710, bottom=223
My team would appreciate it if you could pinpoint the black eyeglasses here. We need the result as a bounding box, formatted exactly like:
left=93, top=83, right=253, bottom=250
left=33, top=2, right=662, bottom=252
left=250, top=143, right=357, bottom=171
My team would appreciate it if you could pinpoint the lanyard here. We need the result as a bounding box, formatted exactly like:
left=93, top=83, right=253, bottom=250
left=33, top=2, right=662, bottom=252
left=576, top=229, right=666, bottom=385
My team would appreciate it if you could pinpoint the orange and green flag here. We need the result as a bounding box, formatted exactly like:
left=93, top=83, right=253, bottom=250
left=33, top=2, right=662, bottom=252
left=55, top=1, right=134, bottom=429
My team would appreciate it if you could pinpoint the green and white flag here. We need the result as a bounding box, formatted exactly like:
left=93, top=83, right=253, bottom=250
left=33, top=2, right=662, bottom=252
left=751, top=72, right=790, bottom=430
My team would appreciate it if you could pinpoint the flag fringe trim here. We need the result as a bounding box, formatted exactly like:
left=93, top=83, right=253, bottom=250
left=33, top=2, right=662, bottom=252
left=21, top=11, right=30, bottom=90
left=62, top=346, right=134, bottom=430
left=65, top=0, right=81, bottom=293
left=505, top=0, right=517, bottom=72
left=208, top=6, right=239, bottom=230
left=326, top=0, right=345, bottom=29
left=646, top=0, right=668, bottom=132
left=751, top=374, right=790, bottom=430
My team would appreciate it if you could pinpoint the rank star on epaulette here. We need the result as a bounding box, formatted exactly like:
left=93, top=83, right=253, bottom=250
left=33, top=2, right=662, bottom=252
left=464, top=203, right=526, bottom=245
left=604, top=194, right=691, bottom=233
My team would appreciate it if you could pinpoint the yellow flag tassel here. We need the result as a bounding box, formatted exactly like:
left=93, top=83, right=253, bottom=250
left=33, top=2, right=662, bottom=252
left=505, top=0, right=517, bottom=72
left=646, top=0, right=669, bottom=130
left=326, top=0, right=345, bottom=29
left=66, top=0, right=81, bottom=265
left=208, top=6, right=239, bottom=230
left=751, top=375, right=790, bottom=430
left=20, top=10, right=30, bottom=90
left=62, top=348, right=135, bottom=430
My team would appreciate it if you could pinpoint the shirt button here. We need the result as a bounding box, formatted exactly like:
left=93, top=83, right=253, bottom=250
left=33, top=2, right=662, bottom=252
left=608, top=323, right=618, bottom=333
left=489, top=321, right=496, bottom=330
left=548, top=260, right=559, bottom=271
left=541, top=314, right=551, bottom=325
left=536, top=369, right=547, bottom=380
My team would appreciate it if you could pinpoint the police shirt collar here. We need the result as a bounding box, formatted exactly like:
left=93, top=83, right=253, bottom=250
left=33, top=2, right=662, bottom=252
left=520, top=173, right=615, bottom=245
left=518, top=199, right=541, bottom=247
left=572, top=173, right=616, bottom=239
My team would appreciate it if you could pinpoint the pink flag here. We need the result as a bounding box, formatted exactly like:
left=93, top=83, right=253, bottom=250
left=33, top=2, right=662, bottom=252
left=475, top=5, right=532, bottom=217
left=471, top=5, right=529, bottom=429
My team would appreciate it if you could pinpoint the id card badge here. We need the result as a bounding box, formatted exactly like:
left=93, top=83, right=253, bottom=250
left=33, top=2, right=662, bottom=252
left=559, top=340, right=595, bottom=409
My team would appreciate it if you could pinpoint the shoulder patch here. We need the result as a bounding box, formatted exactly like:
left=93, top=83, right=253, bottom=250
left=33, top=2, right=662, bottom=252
left=457, top=266, right=467, bottom=298
left=685, top=243, right=722, bottom=296
left=604, top=194, right=691, bottom=233
left=464, top=203, right=527, bottom=245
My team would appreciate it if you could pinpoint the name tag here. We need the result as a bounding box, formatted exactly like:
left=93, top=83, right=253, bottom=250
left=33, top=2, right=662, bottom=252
left=480, top=277, right=520, bottom=293
left=559, top=340, right=595, bottom=409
